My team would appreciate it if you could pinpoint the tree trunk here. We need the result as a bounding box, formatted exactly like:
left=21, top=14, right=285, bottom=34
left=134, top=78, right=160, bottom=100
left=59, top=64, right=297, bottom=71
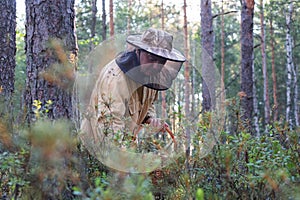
left=201, top=0, right=215, bottom=112
left=161, top=0, right=166, bottom=120
left=183, top=0, right=191, bottom=184
left=102, top=0, right=107, bottom=41
left=24, top=0, right=78, bottom=122
left=161, top=0, right=165, bottom=30
left=221, top=0, right=225, bottom=105
left=109, top=0, right=114, bottom=37
left=270, top=17, right=278, bottom=122
left=253, top=53, right=260, bottom=136
left=294, top=64, right=299, bottom=127
left=127, top=0, right=132, bottom=34
left=90, top=0, right=97, bottom=51
left=285, top=2, right=294, bottom=129
left=240, top=0, right=254, bottom=131
left=260, top=0, right=270, bottom=127
left=24, top=1, right=78, bottom=197
left=0, top=0, right=16, bottom=123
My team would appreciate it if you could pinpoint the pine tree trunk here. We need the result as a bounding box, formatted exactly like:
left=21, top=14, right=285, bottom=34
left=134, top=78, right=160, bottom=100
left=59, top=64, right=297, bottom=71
left=285, top=2, right=294, bottom=129
left=0, top=0, right=16, bottom=122
left=201, top=0, right=215, bottom=112
left=24, top=0, right=78, bottom=122
left=270, top=18, right=278, bottom=122
left=183, top=0, right=191, bottom=167
left=127, top=0, right=132, bottom=33
left=161, top=0, right=166, bottom=120
left=183, top=0, right=190, bottom=117
left=221, top=0, right=225, bottom=105
left=102, top=0, right=107, bottom=41
left=260, top=0, right=270, bottom=127
left=109, top=0, right=114, bottom=37
left=90, top=0, right=97, bottom=51
left=240, top=0, right=254, bottom=131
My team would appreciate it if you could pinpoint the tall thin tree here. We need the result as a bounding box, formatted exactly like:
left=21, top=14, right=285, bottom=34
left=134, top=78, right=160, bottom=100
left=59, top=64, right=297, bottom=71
left=90, top=0, right=98, bottom=50
left=109, top=0, right=114, bottom=37
left=127, top=0, right=132, bottom=33
left=240, top=0, right=254, bottom=131
left=260, top=0, right=270, bottom=127
left=221, top=0, right=225, bottom=104
left=183, top=0, right=191, bottom=193
left=0, top=0, right=16, bottom=123
left=161, top=0, right=167, bottom=121
left=285, top=1, right=295, bottom=129
left=102, top=0, right=107, bottom=40
left=269, top=17, right=278, bottom=122
left=201, top=0, right=215, bottom=112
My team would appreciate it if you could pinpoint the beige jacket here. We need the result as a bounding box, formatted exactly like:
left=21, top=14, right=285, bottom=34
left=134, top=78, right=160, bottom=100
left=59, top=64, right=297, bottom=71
left=81, top=60, right=158, bottom=137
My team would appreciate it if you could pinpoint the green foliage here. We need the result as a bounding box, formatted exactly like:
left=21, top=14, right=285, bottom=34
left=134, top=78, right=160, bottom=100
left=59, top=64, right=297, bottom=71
left=0, top=149, right=29, bottom=199
left=1, top=107, right=299, bottom=199
left=114, top=0, right=181, bottom=34
left=73, top=172, right=154, bottom=200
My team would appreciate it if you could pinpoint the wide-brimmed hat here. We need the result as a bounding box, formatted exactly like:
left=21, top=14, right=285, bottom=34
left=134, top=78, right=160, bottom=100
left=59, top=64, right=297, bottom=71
left=126, top=28, right=186, bottom=62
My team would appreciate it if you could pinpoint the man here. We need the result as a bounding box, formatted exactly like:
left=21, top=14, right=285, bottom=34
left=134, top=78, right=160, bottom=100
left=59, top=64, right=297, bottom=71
left=81, top=28, right=185, bottom=149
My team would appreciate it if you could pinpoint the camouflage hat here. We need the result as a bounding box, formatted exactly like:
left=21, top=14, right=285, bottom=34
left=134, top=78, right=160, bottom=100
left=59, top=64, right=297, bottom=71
left=126, top=28, right=186, bottom=62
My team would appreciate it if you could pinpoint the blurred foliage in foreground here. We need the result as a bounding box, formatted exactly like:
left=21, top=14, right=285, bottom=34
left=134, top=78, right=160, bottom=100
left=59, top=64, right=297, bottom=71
left=0, top=101, right=299, bottom=199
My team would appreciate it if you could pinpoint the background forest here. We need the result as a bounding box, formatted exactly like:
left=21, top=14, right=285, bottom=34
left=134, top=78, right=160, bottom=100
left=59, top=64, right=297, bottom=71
left=0, top=0, right=299, bottom=199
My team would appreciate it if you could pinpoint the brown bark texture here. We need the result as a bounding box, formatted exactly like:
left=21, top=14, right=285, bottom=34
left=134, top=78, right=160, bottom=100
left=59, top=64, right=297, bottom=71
left=0, top=0, right=16, bottom=116
left=24, top=0, right=78, bottom=121
left=240, top=0, right=255, bottom=129
left=201, top=0, right=215, bottom=112
left=109, top=0, right=114, bottom=37
left=102, top=0, right=107, bottom=41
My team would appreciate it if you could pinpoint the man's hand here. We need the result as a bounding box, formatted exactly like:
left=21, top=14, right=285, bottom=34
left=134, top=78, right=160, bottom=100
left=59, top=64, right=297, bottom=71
left=145, top=118, right=169, bottom=133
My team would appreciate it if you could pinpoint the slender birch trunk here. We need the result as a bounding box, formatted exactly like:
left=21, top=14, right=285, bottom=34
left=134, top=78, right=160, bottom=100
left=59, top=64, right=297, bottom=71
left=285, top=2, right=294, bottom=129
left=293, top=64, right=299, bottom=127
left=260, top=0, right=270, bottom=127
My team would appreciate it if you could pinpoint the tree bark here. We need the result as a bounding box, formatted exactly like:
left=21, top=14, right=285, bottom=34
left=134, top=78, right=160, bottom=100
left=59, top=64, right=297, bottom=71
left=293, top=64, right=299, bottom=127
left=109, top=0, right=114, bottom=37
left=221, top=0, right=225, bottom=104
left=269, top=18, right=278, bottom=122
left=240, top=0, right=254, bottom=131
left=252, top=53, right=260, bottom=136
left=201, top=0, right=215, bottom=112
left=24, top=0, right=78, bottom=122
left=161, top=0, right=166, bottom=120
left=183, top=0, right=191, bottom=182
left=90, top=0, right=98, bottom=51
left=102, top=0, right=107, bottom=41
left=285, top=2, right=294, bottom=129
left=127, top=0, right=132, bottom=34
left=260, top=0, right=270, bottom=127
left=0, top=0, right=16, bottom=122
